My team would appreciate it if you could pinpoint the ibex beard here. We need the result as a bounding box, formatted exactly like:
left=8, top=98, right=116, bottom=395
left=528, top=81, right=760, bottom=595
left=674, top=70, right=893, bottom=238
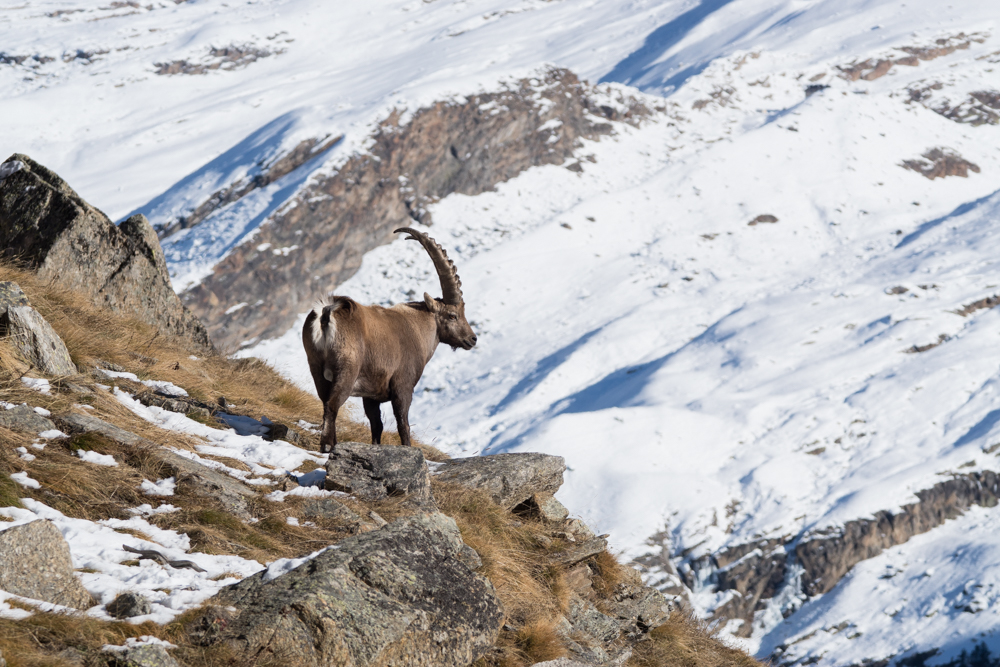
left=302, top=227, right=477, bottom=452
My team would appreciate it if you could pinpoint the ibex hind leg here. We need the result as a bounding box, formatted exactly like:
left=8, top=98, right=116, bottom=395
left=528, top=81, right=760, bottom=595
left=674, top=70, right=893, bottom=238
left=363, top=398, right=384, bottom=445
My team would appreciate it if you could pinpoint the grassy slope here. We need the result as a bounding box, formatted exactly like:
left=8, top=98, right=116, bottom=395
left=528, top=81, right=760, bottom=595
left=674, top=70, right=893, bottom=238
left=0, top=262, right=760, bottom=667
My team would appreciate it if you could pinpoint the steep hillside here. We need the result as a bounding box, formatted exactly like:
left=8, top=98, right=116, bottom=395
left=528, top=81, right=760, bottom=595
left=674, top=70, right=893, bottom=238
left=0, top=258, right=756, bottom=667
left=5, top=1, right=1000, bottom=666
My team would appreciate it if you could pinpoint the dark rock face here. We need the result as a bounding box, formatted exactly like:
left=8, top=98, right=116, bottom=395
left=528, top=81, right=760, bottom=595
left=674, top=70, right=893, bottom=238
left=0, top=519, right=94, bottom=609
left=0, top=154, right=212, bottom=350
left=199, top=512, right=503, bottom=667
left=0, top=404, right=56, bottom=433
left=179, top=68, right=652, bottom=348
left=106, top=591, right=152, bottom=619
left=435, top=452, right=567, bottom=509
left=325, top=442, right=435, bottom=509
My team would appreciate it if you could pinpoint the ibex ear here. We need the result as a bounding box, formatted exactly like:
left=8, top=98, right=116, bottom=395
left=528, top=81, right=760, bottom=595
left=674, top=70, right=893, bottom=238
left=423, top=292, right=440, bottom=312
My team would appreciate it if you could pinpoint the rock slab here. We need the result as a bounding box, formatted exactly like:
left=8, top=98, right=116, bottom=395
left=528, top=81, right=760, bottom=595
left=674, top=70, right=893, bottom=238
left=435, top=452, right=567, bottom=509
left=0, top=519, right=93, bottom=609
left=325, top=441, right=434, bottom=508
left=200, top=512, right=503, bottom=667
left=0, top=404, right=56, bottom=434
left=0, top=282, right=76, bottom=376
left=0, top=154, right=211, bottom=350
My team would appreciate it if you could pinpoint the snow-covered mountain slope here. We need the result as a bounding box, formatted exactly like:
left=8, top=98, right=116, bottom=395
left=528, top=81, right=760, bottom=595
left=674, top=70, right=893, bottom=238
left=6, top=0, right=1000, bottom=664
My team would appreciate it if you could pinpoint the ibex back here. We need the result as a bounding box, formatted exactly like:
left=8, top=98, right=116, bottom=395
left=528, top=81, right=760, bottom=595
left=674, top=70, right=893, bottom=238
left=302, top=227, right=477, bottom=452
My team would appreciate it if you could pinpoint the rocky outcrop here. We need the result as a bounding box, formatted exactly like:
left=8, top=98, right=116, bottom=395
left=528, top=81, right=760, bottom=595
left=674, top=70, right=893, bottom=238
left=179, top=68, right=653, bottom=348
left=902, top=148, right=981, bottom=180
left=435, top=452, right=567, bottom=510
left=0, top=519, right=94, bottom=609
left=195, top=512, right=503, bottom=667
left=0, top=281, right=76, bottom=376
left=325, top=442, right=435, bottom=509
left=673, top=470, right=1000, bottom=638
left=0, top=155, right=212, bottom=350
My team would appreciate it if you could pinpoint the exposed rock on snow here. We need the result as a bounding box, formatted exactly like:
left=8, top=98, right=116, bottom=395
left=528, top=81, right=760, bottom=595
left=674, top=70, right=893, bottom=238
left=0, top=519, right=94, bottom=609
left=435, top=452, right=567, bottom=510
left=324, top=442, right=435, bottom=509
left=197, top=512, right=503, bottom=667
left=902, top=148, right=981, bottom=179
left=178, top=68, right=655, bottom=349
left=0, top=155, right=211, bottom=350
left=0, top=281, right=76, bottom=376
left=106, top=591, right=153, bottom=619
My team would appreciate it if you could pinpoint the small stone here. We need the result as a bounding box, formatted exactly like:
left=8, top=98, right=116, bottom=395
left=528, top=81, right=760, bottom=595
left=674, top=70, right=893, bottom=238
left=267, top=423, right=299, bottom=443
left=111, top=644, right=181, bottom=667
left=565, top=518, right=595, bottom=540
left=106, top=591, right=152, bottom=619
left=368, top=510, right=388, bottom=527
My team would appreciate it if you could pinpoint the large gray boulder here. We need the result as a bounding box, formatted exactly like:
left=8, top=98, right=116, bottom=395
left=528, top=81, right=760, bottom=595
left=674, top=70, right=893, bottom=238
left=198, top=512, right=503, bottom=667
left=0, top=281, right=76, bottom=376
left=434, top=453, right=567, bottom=509
left=325, top=442, right=435, bottom=508
left=0, top=404, right=56, bottom=434
left=0, top=519, right=93, bottom=609
left=0, top=155, right=211, bottom=350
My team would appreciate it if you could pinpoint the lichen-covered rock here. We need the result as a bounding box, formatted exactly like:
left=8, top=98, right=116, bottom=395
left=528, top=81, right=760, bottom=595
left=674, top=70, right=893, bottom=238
left=0, top=519, right=94, bottom=609
left=106, top=591, right=152, bottom=619
left=0, top=404, right=56, bottom=433
left=300, top=496, right=364, bottom=524
left=434, top=452, right=566, bottom=509
left=107, top=644, right=180, bottom=667
left=199, top=512, right=503, bottom=667
left=325, top=441, right=434, bottom=508
left=0, top=154, right=212, bottom=350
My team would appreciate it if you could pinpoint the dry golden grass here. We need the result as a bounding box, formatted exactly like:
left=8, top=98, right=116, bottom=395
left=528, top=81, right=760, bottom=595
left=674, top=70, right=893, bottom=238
left=628, top=612, right=764, bottom=667
left=0, top=611, right=160, bottom=667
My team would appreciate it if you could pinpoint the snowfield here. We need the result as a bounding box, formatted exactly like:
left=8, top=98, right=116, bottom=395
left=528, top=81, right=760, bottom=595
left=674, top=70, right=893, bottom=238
left=5, top=0, right=1000, bottom=663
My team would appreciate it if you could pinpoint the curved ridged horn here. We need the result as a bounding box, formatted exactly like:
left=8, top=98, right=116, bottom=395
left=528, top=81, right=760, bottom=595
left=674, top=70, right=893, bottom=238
left=394, top=227, right=464, bottom=305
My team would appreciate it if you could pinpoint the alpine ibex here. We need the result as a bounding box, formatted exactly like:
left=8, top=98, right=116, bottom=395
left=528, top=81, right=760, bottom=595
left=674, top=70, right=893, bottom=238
left=302, top=227, right=477, bottom=452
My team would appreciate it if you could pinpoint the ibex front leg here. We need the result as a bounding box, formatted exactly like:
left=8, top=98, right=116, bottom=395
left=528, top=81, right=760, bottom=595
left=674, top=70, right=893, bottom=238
left=363, top=398, right=384, bottom=445
left=390, top=388, right=414, bottom=447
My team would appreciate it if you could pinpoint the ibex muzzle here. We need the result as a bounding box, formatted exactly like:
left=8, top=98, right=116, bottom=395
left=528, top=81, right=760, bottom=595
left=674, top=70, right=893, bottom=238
left=302, top=227, right=477, bottom=451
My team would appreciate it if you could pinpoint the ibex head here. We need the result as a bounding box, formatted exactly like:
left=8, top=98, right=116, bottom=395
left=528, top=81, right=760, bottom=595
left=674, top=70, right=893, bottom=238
left=395, top=227, right=477, bottom=350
